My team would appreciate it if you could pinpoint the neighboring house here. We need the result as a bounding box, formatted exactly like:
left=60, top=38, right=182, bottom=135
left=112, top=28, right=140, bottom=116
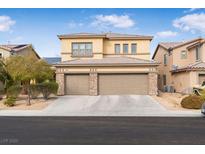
left=54, top=32, right=159, bottom=96
left=152, top=38, right=205, bottom=94
left=0, top=44, right=40, bottom=92
left=0, top=44, right=40, bottom=60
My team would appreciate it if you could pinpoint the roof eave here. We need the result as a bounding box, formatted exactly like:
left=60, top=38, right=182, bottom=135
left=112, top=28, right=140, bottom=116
left=53, top=63, right=159, bottom=67
left=171, top=68, right=205, bottom=73
left=57, top=35, right=106, bottom=39
left=108, top=36, right=153, bottom=40
left=152, top=44, right=169, bottom=59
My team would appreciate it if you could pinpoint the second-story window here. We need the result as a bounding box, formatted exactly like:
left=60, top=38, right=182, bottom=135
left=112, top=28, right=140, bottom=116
left=123, top=44, right=128, bottom=54
left=196, top=46, right=200, bottom=61
left=164, top=54, right=167, bottom=65
left=131, top=43, right=137, bottom=54
left=115, top=44, right=120, bottom=54
left=181, top=50, right=187, bottom=59
left=72, top=42, right=92, bottom=57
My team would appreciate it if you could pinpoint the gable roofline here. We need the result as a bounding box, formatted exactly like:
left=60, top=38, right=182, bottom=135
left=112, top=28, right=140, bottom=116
left=152, top=37, right=205, bottom=59
left=0, top=45, right=12, bottom=51
left=57, top=32, right=153, bottom=40
left=187, top=40, right=205, bottom=50
left=0, top=44, right=41, bottom=59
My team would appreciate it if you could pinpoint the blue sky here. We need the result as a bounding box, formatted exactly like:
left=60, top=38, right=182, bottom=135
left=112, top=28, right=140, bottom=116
left=0, top=8, right=205, bottom=57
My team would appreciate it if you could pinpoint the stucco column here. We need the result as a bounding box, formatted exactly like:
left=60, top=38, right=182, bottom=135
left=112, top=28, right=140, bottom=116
left=89, top=72, right=98, bottom=96
left=148, top=72, right=158, bottom=95
left=56, top=73, right=65, bottom=95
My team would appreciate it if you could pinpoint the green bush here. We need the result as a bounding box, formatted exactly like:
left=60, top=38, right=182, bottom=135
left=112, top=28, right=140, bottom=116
left=4, top=97, right=16, bottom=107
left=181, top=95, right=204, bottom=109
left=30, top=84, right=40, bottom=99
left=38, top=81, right=58, bottom=100
left=7, top=85, right=22, bottom=98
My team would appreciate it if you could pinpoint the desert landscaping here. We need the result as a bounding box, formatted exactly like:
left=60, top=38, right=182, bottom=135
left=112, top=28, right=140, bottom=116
left=152, top=92, right=200, bottom=111
left=0, top=94, right=57, bottom=110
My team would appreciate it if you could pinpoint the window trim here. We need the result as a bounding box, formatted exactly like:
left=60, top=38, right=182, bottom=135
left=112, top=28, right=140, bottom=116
left=196, top=45, right=200, bottom=61
left=164, top=54, right=167, bottom=66
left=115, top=44, right=121, bottom=55
left=181, top=50, right=187, bottom=59
left=123, top=44, right=128, bottom=54
left=71, top=42, right=93, bottom=57
left=131, top=43, right=137, bottom=55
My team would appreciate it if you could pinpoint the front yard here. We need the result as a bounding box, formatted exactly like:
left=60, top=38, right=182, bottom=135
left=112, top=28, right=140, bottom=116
left=152, top=92, right=200, bottom=111
left=0, top=94, right=57, bottom=110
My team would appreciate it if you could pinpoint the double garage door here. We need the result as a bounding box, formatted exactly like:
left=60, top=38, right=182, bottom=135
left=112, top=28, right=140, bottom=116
left=65, top=74, right=148, bottom=95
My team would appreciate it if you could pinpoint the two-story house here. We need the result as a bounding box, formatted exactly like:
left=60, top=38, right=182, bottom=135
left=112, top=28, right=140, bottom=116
left=0, top=44, right=40, bottom=60
left=54, top=33, right=159, bottom=96
left=152, top=38, right=205, bottom=94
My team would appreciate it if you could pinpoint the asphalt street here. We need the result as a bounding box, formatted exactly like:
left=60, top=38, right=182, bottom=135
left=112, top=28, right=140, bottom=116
left=0, top=116, right=205, bottom=145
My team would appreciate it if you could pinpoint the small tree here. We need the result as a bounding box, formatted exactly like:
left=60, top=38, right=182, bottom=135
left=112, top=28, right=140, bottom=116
left=38, top=81, right=58, bottom=100
left=5, top=56, right=55, bottom=105
left=0, top=60, right=14, bottom=95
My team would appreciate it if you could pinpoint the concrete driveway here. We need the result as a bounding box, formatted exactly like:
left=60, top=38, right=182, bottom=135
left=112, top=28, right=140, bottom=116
left=43, top=95, right=167, bottom=116
left=0, top=95, right=201, bottom=116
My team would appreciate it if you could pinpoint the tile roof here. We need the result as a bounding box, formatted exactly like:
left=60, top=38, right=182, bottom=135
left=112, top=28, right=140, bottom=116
left=152, top=38, right=205, bottom=59
left=159, top=38, right=204, bottom=50
left=58, top=32, right=153, bottom=40
left=171, top=61, right=205, bottom=73
left=0, top=44, right=31, bottom=52
left=43, top=57, right=61, bottom=64
left=105, top=33, right=153, bottom=39
left=54, top=57, right=159, bottom=66
left=159, top=42, right=183, bottom=49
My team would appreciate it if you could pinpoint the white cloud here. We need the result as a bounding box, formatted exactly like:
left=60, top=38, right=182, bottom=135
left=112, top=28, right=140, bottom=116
left=156, top=30, right=178, bottom=38
left=173, top=13, right=205, bottom=33
left=183, top=8, right=203, bottom=13
left=91, top=14, right=135, bottom=28
left=0, top=15, right=15, bottom=32
left=68, top=21, right=84, bottom=28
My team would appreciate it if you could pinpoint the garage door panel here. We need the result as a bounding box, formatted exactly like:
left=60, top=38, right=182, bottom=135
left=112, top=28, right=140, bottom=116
left=65, top=74, right=89, bottom=95
left=99, top=74, right=148, bottom=95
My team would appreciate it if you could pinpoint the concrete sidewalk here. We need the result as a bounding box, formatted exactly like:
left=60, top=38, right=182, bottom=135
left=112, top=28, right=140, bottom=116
left=0, top=95, right=201, bottom=117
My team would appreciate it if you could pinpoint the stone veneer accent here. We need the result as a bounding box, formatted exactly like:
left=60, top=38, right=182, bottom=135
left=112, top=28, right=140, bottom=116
left=56, top=73, right=65, bottom=95
left=55, top=67, right=158, bottom=96
left=148, top=72, right=158, bottom=95
left=89, top=72, right=98, bottom=96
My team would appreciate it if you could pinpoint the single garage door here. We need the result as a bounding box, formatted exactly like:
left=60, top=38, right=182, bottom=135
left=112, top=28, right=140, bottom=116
left=65, top=74, right=89, bottom=95
left=99, top=74, right=148, bottom=95
left=199, top=74, right=205, bottom=85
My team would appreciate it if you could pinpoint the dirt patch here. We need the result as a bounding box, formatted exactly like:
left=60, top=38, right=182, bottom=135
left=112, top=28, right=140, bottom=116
left=0, top=95, right=57, bottom=110
left=152, top=92, right=199, bottom=111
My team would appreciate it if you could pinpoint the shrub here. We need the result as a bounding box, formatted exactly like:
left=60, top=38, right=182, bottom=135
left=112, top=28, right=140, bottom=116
left=202, top=81, right=205, bottom=86
left=38, top=81, right=58, bottom=100
left=181, top=95, right=204, bottom=109
left=30, top=84, right=40, bottom=99
left=7, top=84, right=22, bottom=98
left=4, top=97, right=16, bottom=107
left=200, top=94, right=205, bottom=101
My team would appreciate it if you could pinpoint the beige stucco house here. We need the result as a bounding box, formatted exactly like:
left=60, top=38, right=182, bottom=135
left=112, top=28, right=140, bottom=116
left=152, top=38, right=205, bottom=94
left=0, top=44, right=40, bottom=91
left=0, top=44, right=40, bottom=60
left=54, top=33, right=159, bottom=96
